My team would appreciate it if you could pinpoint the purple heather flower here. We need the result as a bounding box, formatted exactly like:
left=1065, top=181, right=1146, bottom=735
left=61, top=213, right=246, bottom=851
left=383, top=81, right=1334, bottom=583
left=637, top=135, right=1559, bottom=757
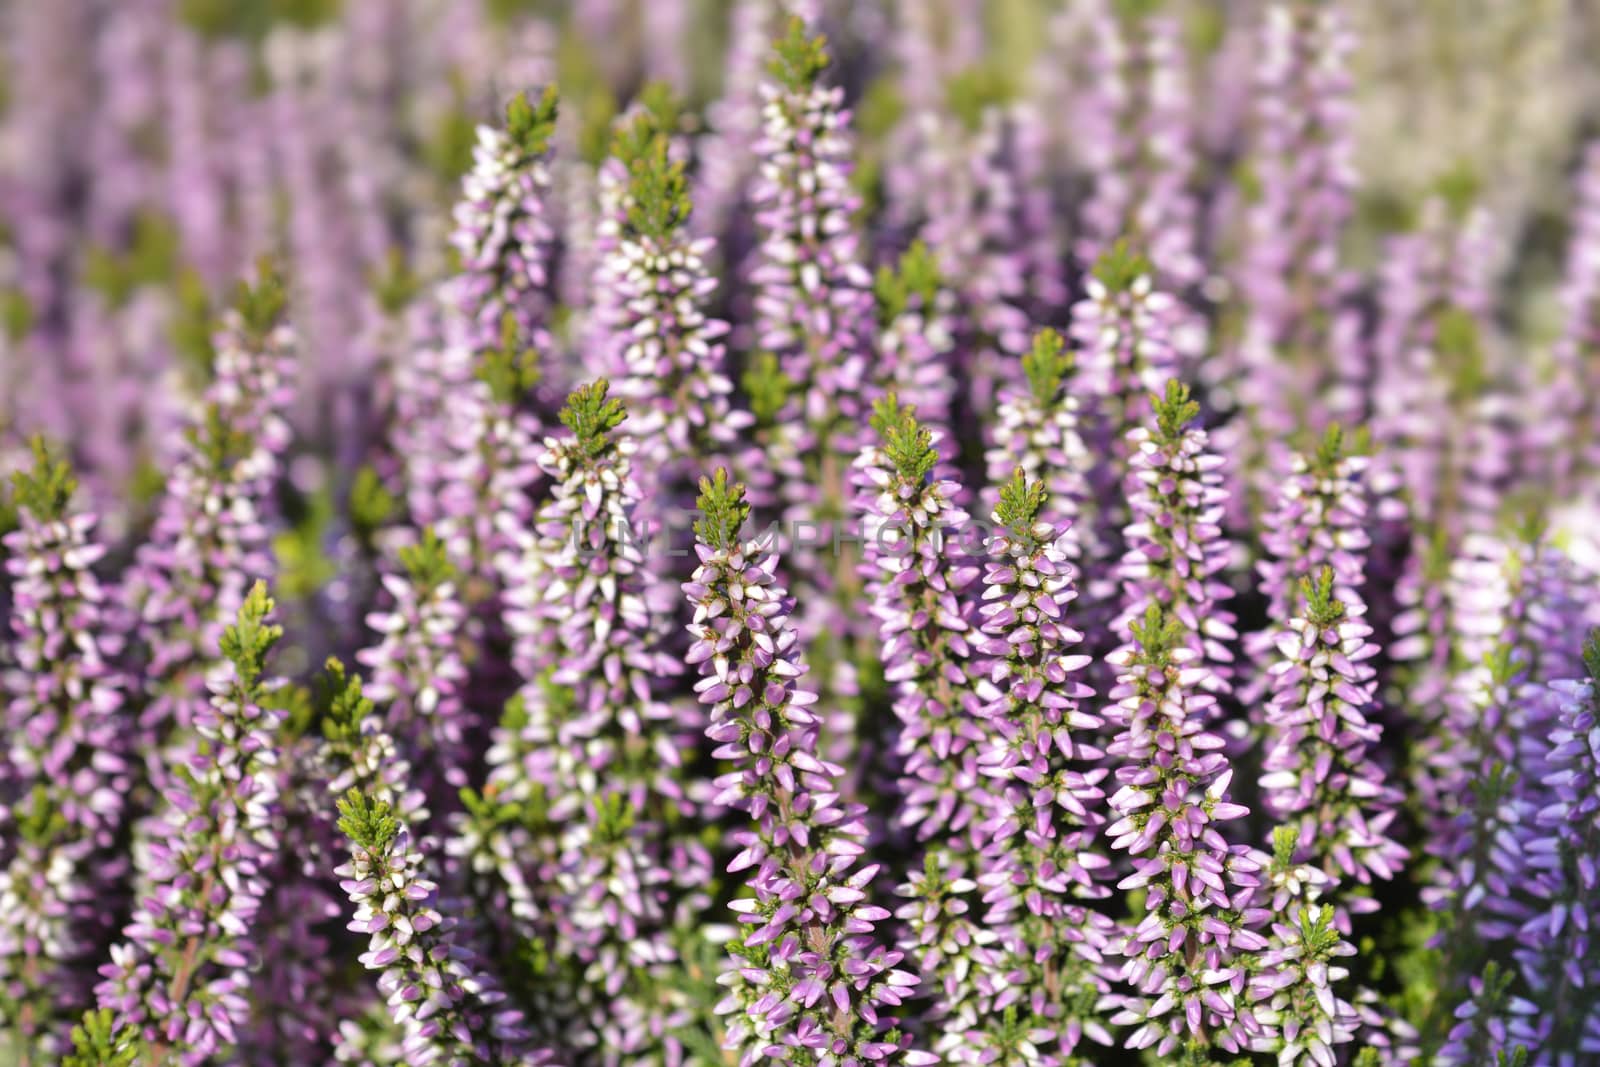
left=914, top=103, right=1033, bottom=419
left=599, top=106, right=751, bottom=510
left=357, top=529, right=473, bottom=809
left=1247, top=896, right=1361, bottom=1066
left=876, top=241, right=960, bottom=450
left=446, top=87, right=560, bottom=360
left=1101, top=605, right=1269, bottom=1058
left=95, top=583, right=287, bottom=1063
left=1070, top=244, right=1186, bottom=556
left=1115, top=381, right=1237, bottom=689
left=1076, top=9, right=1203, bottom=294
left=964, top=470, right=1117, bottom=1062
left=1243, top=424, right=1373, bottom=708
left=1259, top=569, right=1407, bottom=904
left=0, top=441, right=132, bottom=1057
left=335, top=790, right=548, bottom=1066
left=691, top=0, right=775, bottom=250
left=685, top=468, right=926, bottom=1067
left=491, top=381, right=710, bottom=1061
left=1543, top=143, right=1600, bottom=496
left=1435, top=962, right=1541, bottom=1067
left=984, top=330, right=1093, bottom=552
left=123, top=273, right=296, bottom=758
left=1498, top=643, right=1600, bottom=1062
left=751, top=17, right=876, bottom=490
left=851, top=396, right=989, bottom=1039
left=1231, top=1, right=1360, bottom=433
left=983, top=328, right=1118, bottom=667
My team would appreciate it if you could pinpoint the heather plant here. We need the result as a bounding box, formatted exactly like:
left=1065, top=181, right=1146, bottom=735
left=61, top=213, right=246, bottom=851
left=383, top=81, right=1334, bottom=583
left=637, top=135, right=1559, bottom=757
left=7, top=2, right=1600, bottom=1066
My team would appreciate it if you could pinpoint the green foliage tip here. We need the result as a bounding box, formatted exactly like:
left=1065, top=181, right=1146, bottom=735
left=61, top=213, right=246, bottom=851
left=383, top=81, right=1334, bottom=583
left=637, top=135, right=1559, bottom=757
left=10, top=435, right=77, bottom=522
left=1022, top=328, right=1072, bottom=406
left=336, top=787, right=400, bottom=853
left=559, top=379, right=627, bottom=459
left=769, top=16, right=829, bottom=91
left=695, top=468, right=750, bottom=551
left=871, top=393, right=938, bottom=485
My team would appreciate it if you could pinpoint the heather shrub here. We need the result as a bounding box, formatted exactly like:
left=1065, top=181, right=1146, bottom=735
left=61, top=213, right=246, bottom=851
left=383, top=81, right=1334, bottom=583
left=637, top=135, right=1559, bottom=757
left=3, top=2, right=1600, bottom=1065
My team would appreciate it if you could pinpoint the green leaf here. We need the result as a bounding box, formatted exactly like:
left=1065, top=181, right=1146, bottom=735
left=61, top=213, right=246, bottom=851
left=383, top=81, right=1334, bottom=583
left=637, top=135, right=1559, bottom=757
left=65, top=1009, right=139, bottom=1067
left=1151, top=379, right=1200, bottom=442
left=742, top=352, right=792, bottom=426
left=1584, top=629, right=1600, bottom=685
left=946, top=64, right=1015, bottom=132
left=769, top=16, right=829, bottom=91
left=505, top=85, right=560, bottom=160
left=1271, top=825, right=1299, bottom=869
left=1092, top=238, right=1153, bottom=292
left=170, top=268, right=217, bottom=385
left=1022, top=328, right=1072, bottom=407
left=9, top=435, right=77, bottom=522
left=398, top=528, right=457, bottom=591
left=319, top=657, right=374, bottom=744
left=186, top=403, right=252, bottom=472
left=558, top=379, right=627, bottom=460
left=1129, top=603, right=1183, bottom=662
left=1434, top=306, right=1485, bottom=400
left=870, top=393, right=938, bottom=485
left=336, top=787, right=400, bottom=853
left=1433, top=163, right=1481, bottom=221
left=994, top=469, right=1047, bottom=544
left=348, top=465, right=398, bottom=544
left=220, top=580, right=282, bottom=690
left=874, top=240, right=941, bottom=323
left=232, top=257, right=288, bottom=339
left=623, top=133, right=692, bottom=237
left=1, top=287, right=32, bottom=343
left=368, top=248, right=419, bottom=317
left=476, top=312, right=542, bottom=404
left=694, top=468, right=750, bottom=551
left=1299, top=566, right=1344, bottom=627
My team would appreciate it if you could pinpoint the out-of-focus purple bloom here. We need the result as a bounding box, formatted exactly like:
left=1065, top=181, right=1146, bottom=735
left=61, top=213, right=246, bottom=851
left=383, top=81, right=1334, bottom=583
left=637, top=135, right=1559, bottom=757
left=489, top=381, right=708, bottom=1061
left=1076, top=8, right=1202, bottom=294
left=447, top=87, right=559, bottom=360
left=600, top=106, right=751, bottom=507
left=358, top=529, right=472, bottom=809
left=853, top=396, right=986, bottom=1041
left=123, top=275, right=295, bottom=756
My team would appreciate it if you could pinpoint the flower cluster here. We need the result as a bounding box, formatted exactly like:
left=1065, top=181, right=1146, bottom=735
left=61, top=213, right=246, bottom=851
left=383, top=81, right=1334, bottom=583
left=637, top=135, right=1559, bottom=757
left=685, top=469, right=922, bottom=1066
left=8, top=4, right=1600, bottom=1066
left=95, top=583, right=286, bottom=1063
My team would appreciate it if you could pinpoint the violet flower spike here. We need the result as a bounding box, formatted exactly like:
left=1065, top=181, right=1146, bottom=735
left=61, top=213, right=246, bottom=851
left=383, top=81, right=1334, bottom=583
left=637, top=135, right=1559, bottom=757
left=685, top=469, right=929, bottom=1067
left=94, top=583, right=288, bottom=1064
left=1114, top=380, right=1237, bottom=689
left=0, top=440, right=130, bottom=1059
left=1101, top=603, right=1268, bottom=1059
left=963, top=469, right=1117, bottom=1062
left=334, top=789, right=549, bottom=1066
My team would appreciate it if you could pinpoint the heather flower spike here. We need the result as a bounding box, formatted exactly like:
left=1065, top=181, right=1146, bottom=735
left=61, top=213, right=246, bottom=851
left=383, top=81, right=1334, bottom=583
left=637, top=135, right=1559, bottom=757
left=96, top=582, right=286, bottom=1063
left=6, top=6, right=1600, bottom=1064
left=335, top=788, right=544, bottom=1065
left=685, top=470, right=924, bottom=1065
